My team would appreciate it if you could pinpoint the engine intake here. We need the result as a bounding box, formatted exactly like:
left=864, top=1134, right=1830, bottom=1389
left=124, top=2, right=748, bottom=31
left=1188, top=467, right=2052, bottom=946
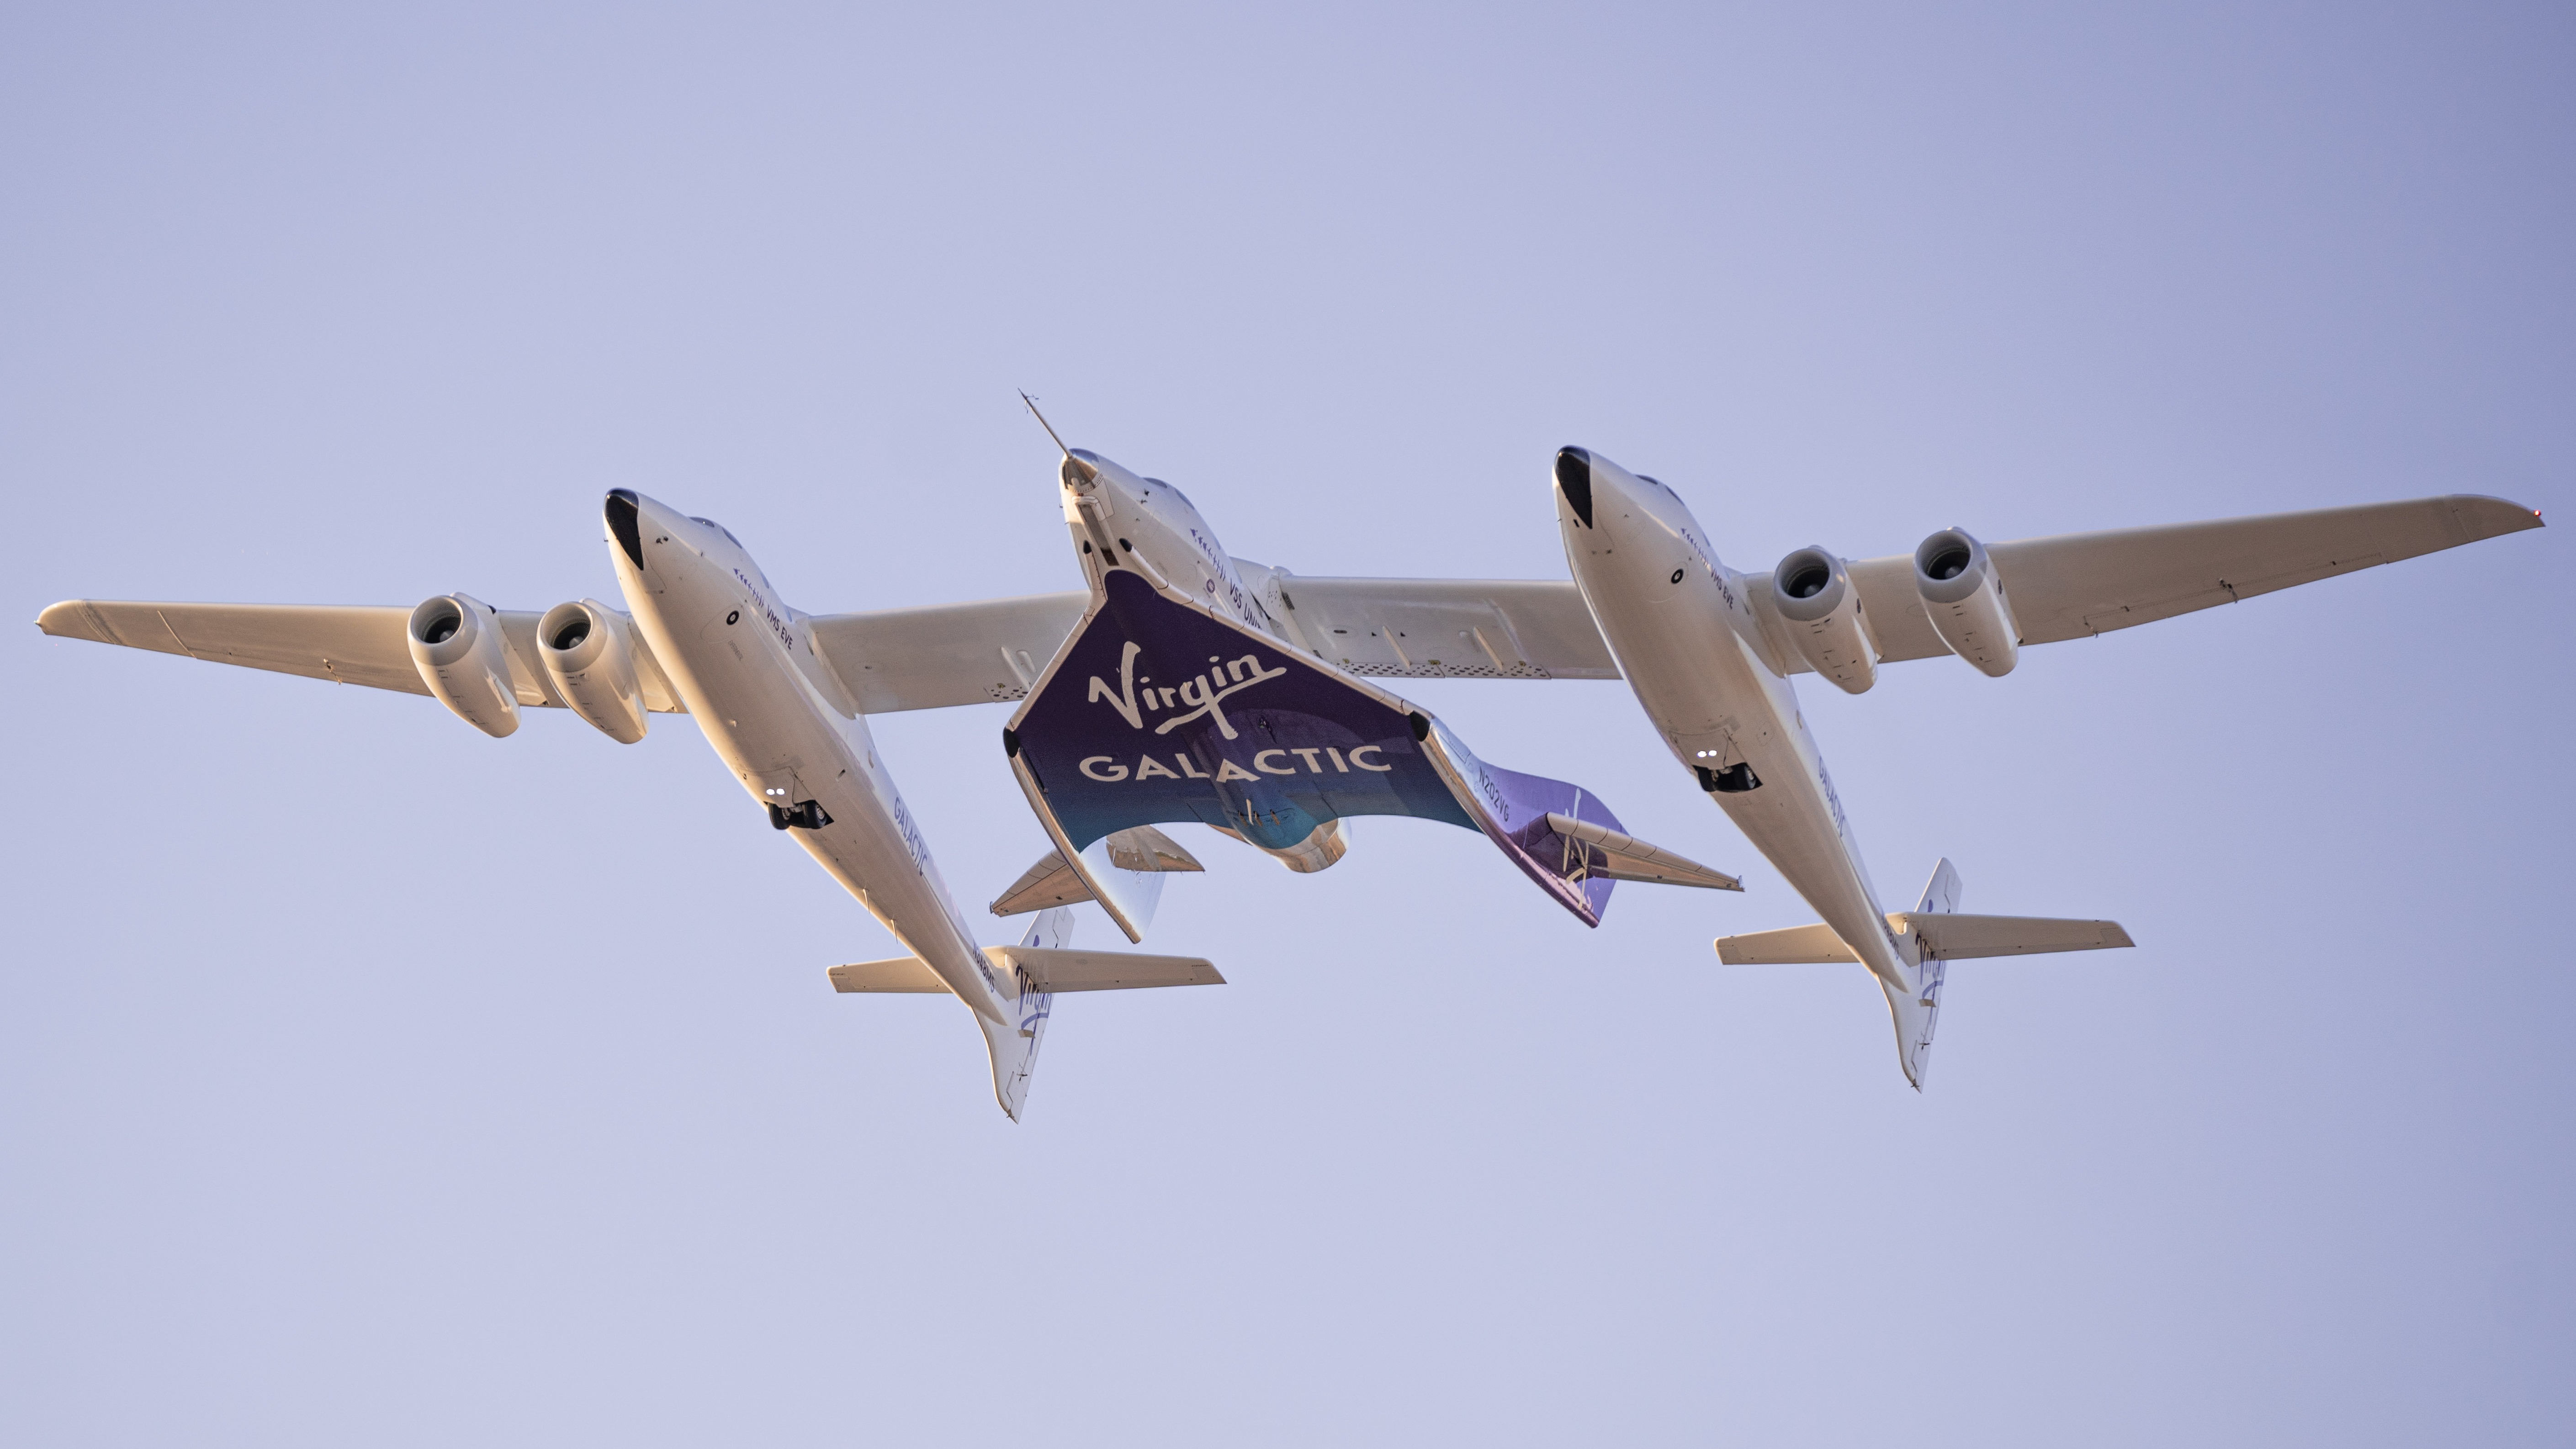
left=537, top=598, right=649, bottom=743
left=1912, top=529, right=2019, bottom=677
left=1770, top=546, right=1878, bottom=694
left=407, top=593, right=522, bottom=737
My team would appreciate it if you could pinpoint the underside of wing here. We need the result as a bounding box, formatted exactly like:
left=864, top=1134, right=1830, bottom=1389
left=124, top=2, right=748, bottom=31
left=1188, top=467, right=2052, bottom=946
left=37, top=598, right=687, bottom=712
left=1754, top=494, right=2543, bottom=668
left=1246, top=568, right=1619, bottom=680
left=807, top=591, right=1089, bottom=713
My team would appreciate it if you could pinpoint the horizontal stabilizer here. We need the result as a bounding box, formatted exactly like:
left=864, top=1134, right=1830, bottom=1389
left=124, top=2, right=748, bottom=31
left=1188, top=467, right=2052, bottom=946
left=1713, top=922, right=1856, bottom=964
left=1890, top=912, right=2133, bottom=959
left=829, top=955, right=949, bottom=992
left=989, top=825, right=1203, bottom=917
left=986, top=944, right=1223, bottom=992
left=1541, top=812, right=1739, bottom=891
left=1716, top=913, right=2135, bottom=964
left=831, top=946, right=1223, bottom=994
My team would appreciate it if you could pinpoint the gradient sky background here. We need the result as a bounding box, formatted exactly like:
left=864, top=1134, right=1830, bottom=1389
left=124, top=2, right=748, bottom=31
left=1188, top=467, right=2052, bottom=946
left=5, top=3, right=2571, bottom=1444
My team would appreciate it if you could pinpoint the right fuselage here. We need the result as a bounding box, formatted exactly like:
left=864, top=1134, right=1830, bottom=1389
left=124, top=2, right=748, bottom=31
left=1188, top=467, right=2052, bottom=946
left=1551, top=448, right=1910, bottom=994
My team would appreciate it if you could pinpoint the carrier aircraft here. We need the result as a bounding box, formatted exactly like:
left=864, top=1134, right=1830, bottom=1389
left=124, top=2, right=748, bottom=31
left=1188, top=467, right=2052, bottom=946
left=38, top=426, right=2546, bottom=1105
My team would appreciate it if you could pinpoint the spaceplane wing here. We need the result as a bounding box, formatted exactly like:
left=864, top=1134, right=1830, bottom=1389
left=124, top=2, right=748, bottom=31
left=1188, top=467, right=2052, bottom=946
left=1002, top=568, right=1736, bottom=938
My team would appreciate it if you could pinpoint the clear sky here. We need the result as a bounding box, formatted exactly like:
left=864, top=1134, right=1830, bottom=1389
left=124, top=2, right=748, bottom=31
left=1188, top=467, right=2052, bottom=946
left=5, top=3, right=2570, bottom=1444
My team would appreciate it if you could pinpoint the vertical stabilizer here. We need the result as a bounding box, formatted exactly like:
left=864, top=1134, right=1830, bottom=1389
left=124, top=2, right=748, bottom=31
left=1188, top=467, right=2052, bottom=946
left=1883, top=858, right=1961, bottom=1089
left=977, top=906, right=1072, bottom=1119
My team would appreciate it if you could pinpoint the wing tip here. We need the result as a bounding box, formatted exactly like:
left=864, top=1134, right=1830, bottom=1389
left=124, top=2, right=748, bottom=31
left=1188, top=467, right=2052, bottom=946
left=35, top=599, right=106, bottom=641
left=2450, top=495, right=2548, bottom=540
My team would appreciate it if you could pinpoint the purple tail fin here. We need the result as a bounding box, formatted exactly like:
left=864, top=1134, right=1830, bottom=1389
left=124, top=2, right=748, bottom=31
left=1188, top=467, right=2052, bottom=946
left=1412, top=714, right=1629, bottom=926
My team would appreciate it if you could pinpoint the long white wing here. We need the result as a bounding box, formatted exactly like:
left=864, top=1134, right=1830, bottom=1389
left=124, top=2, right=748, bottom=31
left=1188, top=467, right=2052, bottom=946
left=1765, top=493, right=2542, bottom=668
left=806, top=591, right=1089, bottom=712
left=36, top=599, right=687, bottom=712
left=40, top=496, right=2538, bottom=712
left=1242, top=495, right=2537, bottom=683
left=37, top=592, right=1093, bottom=719
left=1251, top=571, right=1619, bottom=680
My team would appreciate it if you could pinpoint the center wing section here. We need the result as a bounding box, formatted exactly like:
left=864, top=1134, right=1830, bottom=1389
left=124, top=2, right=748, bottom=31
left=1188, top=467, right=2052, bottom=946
left=1235, top=566, right=1620, bottom=680
left=806, top=592, right=1088, bottom=712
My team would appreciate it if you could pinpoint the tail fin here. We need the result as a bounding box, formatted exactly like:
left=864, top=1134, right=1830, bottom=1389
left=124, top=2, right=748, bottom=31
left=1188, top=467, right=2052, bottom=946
left=1412, top=714, right=1739, bottom=925
left=1883, top=859, right=1962, bottom=1089
left=974, top=906, right=1073, bottom=1120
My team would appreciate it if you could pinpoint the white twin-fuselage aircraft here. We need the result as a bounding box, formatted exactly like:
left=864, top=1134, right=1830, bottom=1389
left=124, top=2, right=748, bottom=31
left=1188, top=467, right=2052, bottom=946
left=38, top=425, right=2543, bottom=1113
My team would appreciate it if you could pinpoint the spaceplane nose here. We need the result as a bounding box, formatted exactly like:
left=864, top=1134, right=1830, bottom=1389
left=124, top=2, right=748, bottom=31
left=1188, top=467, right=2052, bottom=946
left=1061, top=447, right=1105, bottom=493
left=1554, top=446, right=1595, bottom=529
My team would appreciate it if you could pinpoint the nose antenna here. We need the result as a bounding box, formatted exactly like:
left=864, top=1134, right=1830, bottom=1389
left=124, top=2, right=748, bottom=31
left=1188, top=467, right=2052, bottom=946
left=1020, top=391, right=1098, bottom=486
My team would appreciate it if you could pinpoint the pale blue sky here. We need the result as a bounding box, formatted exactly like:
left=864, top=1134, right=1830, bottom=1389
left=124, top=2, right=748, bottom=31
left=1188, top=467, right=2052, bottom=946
left=5, top=4, right=2571, bottom=1444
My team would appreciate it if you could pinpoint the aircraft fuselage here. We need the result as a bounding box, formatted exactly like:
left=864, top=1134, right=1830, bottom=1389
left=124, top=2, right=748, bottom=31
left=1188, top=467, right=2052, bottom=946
left=1550, top=450, right=1921, bottom=1015
left=604, top=491, right=1019, bottom=1035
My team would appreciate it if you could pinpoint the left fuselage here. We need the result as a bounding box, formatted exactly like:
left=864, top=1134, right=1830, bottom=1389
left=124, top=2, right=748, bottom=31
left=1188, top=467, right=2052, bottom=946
left=1551, top=450, right=1909, bottom=994
left=603, top=490, right=1007, bottom=1021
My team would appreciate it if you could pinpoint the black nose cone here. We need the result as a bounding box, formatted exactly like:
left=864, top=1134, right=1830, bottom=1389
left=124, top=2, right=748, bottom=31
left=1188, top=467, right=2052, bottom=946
left=604, top=490, right=644, bottom=567
left=1554, top=447, right=1594, bottom=528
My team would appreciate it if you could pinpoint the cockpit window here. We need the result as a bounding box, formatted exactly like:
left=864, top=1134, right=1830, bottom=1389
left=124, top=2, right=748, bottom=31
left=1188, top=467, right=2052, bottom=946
left=690, top=516, right=742, bottom=546
left=1144, top=477, right=1194, bottom=508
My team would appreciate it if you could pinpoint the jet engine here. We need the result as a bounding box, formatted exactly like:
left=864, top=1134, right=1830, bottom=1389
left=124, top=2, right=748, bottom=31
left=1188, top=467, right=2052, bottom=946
left=1770, top=547, right=1878, bottom=694
left=1912, top=529, right=2020, bottom=677
left=537, top=598, right=649, bottom=743
left=407, top=593, right=522, bottom=737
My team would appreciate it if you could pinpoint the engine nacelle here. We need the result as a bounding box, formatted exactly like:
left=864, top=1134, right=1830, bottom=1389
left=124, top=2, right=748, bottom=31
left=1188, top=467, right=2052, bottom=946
left=1912, top=529, right=2019, bottom=677
left=1770, top=547, right=1878, bottom=694
left=407, top=593, right=522, bottom=737
left=537, top=599, right=649, bottom=744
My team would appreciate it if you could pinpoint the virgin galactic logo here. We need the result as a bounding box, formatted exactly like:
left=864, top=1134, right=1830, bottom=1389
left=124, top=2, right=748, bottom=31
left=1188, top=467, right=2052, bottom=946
left=1086, top=640, right=1287, bottom=741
